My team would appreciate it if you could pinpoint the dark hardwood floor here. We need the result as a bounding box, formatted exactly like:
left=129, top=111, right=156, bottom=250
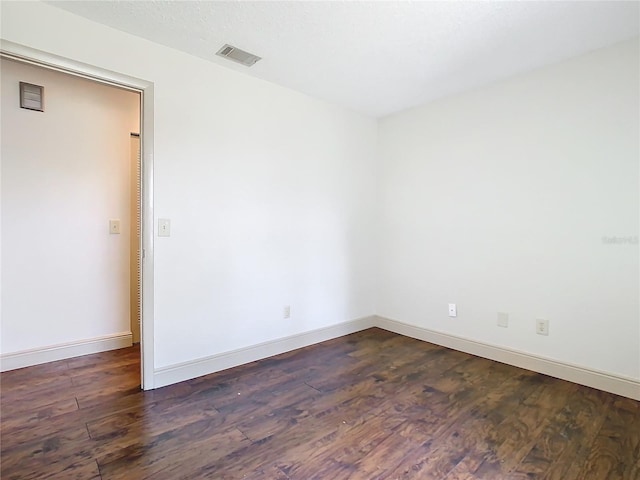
left=1, top=328, right=638, bottom=479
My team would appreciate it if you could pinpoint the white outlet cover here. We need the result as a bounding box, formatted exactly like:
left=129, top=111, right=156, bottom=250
left=536, top=319, right=549, bottom=336
left=497, top=312, right=508, bottom=328
left=448, top=304, right=457, bottom=317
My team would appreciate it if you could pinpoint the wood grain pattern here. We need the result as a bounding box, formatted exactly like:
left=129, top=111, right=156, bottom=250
left=1, top=328, right=637, bottom=479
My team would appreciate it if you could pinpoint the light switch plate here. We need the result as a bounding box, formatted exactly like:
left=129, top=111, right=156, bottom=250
left=109, top=219, right=121, bottom=234
left=158, top=218, right=171, bottom=237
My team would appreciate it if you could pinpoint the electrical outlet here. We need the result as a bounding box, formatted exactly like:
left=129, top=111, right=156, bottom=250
left=536, top=319, right=549, bottom=336
left=497, top=312, right=508, bottom=328
left=448, top=304, right=457, bottom=317
left=283, top=305, right=291, bottom=319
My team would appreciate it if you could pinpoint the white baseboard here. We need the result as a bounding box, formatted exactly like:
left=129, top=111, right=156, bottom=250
left=0, top=332, right=133, bottom=372
left=374, top=316, right=640, bottom=401
left=153, top=316, right=374, bottom=389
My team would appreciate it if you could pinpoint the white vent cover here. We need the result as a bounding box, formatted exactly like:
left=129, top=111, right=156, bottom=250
left=20, top=82, right=44, bottom=112
left=216, top=44, right=261, bottom=67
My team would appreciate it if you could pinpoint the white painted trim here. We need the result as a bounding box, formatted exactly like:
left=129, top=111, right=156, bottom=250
left=0, top=333, right=133, bottom=372
left=140, top=85, right=155, bottom=390
left=374, top=316, right=640, bottom=401
left=152, top=314, right=640, bottom=399
left=0, top=40, right=156, bottom=389
left=154, top=316, right=374, bottom=389
left=0, top=40, right=149, bottom=92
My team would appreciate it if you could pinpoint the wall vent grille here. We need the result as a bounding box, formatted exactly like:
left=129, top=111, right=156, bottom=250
left=20, top=82, right=44, bottom=111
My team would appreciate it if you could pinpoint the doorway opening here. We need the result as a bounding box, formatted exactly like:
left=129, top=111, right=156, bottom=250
left=0, top=40, right=155, bottom=389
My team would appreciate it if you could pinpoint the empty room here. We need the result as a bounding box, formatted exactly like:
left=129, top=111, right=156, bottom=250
left=0, top=1, right=638, bottom=479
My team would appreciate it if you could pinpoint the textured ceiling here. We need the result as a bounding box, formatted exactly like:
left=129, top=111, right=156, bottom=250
left=48, top=1, right=639, bottom=118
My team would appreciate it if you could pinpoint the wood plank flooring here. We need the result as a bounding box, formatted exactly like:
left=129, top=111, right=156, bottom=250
left=1, top=328, right=638, bottom=479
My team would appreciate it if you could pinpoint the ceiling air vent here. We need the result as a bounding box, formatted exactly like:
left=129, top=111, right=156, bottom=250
left=216, top=44, right=261, bottom=67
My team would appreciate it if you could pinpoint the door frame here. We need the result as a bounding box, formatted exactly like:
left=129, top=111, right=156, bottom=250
left=0, top=40, right=156, bottom=390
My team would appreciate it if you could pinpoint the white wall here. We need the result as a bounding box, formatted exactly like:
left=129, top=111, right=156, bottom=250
left=1, top=58, right=140, bottom=353
left=377, top=39, right=640, bottom=380
left=0, top=2, right=378, bottom=368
